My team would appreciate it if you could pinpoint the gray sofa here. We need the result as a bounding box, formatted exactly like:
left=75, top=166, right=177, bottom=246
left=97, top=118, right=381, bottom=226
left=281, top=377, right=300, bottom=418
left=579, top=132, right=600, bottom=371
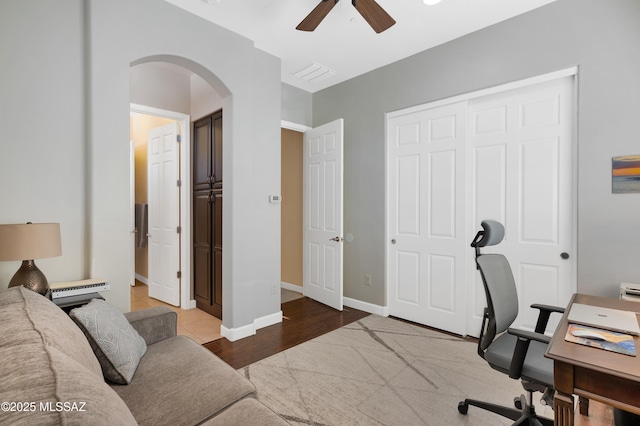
left=0, top=286, right=288, bottom=425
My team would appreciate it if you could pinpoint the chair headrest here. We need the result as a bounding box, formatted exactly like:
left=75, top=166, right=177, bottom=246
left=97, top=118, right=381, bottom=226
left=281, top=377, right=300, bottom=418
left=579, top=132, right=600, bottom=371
left=475, top=220, right=505, bottom=247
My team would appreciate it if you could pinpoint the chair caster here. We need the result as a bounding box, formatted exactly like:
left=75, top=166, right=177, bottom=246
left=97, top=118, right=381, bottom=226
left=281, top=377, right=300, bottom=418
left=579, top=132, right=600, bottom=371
left=458, top=401, right=469, bottom=415
left=514, top=396, right=522, bottom=410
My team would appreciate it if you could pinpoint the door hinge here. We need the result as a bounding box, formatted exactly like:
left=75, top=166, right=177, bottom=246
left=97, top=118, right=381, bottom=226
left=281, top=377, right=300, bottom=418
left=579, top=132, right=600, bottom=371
left=177, top=271, right=181, bottom=279
left=177, top=179, right=182, bottom=187
left=176, top=135, right=181, bottom=143
left=177, top=226, right=181, bottom=234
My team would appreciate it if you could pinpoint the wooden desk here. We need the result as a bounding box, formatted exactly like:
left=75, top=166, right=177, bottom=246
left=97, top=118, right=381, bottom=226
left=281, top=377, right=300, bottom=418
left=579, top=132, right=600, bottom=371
left=546, top=293, right=640, bottom=426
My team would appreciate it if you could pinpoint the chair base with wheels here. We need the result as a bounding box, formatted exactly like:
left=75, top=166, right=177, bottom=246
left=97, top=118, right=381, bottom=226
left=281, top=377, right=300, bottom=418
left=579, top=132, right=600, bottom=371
left=459, top=391, right=553, bottom=426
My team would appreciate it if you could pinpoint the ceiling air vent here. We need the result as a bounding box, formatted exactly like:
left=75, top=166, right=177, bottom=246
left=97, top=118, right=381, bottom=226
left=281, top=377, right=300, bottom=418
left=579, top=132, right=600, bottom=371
left=292, top=63, right=336, bottom=84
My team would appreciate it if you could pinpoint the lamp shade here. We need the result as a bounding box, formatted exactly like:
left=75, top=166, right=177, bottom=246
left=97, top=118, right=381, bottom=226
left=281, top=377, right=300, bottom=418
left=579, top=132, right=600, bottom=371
left=0, top=223, right=62, bottom=261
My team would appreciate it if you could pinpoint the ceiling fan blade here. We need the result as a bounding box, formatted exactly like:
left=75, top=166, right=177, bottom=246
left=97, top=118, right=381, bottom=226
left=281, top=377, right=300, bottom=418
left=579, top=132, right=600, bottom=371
left=296, top=0, right=339, bottom=32
left=352, top=0, right=395, bottom=33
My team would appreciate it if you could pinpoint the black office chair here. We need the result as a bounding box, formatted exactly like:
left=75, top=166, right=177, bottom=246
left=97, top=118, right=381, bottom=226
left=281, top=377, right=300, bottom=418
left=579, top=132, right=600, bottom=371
left=457, top=220, right=564, bottom=426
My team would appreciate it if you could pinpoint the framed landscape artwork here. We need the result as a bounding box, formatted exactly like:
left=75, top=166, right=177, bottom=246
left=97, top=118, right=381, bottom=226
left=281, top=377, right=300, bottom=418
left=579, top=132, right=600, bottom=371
left=612, top=155, right=640, bottom=194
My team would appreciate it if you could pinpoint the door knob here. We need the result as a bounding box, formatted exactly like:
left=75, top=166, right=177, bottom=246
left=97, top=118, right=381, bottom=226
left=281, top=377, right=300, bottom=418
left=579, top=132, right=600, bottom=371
left=391, top=239, right=396, bottom=244
left=329, top=236, right=342, bottom=242
left=560, top=252, right=570, bottom=260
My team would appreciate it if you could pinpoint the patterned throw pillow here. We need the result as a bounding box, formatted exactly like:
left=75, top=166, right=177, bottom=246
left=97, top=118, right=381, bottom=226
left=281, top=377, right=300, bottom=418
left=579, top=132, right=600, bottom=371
left=70, top=299, right=147, bottom=385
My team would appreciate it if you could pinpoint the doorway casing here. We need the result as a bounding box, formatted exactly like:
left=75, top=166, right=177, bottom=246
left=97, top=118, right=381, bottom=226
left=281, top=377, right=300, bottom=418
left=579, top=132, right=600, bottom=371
left=130, top=103, right=194, bottom=310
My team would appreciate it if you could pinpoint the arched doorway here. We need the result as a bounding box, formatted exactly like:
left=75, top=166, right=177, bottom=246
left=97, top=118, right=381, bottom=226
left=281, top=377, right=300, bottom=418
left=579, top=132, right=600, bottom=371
left=129, top=57, right=228, bottom=324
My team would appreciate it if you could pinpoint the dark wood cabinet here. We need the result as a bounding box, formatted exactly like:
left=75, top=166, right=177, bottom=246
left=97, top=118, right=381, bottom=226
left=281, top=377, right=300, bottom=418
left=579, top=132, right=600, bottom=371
left=193, top=110, right=223, bottom=319
left=193, top=111, right=222, bottom=190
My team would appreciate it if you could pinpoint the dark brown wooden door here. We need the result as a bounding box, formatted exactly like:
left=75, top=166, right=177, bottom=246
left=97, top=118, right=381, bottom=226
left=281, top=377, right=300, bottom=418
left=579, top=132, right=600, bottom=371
left=192, top=110, right=223, bottom=319
left=193, top=117, right=212, bottom=191
left=212, top=113, right=223, bottom=188
left=212, top=191, right=223, bottom=310
left=193, top=191, right=212, bottom=308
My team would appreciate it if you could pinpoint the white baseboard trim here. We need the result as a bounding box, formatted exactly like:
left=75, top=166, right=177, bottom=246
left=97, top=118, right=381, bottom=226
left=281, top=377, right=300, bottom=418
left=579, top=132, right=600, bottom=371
left=134, top=274, right=148, bottom=285
left=182, top=299, right=197, bottom=310
left=221, top=310, right=283, bottom=342
left=344, top=297, right=389, bottom=317
left=255, top=310, right=283, bottom=330
left=221, top=323, right=255, bottom=342
left=280, top=282, right=303, bottom=293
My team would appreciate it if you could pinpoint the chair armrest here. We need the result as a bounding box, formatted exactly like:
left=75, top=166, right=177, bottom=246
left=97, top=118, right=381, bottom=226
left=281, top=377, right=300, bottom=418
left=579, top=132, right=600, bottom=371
left=124, top=306, right=177, bottom=346
left=508, top=328, right=551, bottom=344
left=531, top=303, right=565, bottom=334
left=530, top=303, right=565, bottom=314
left=506, top=328, right=551, bottom=379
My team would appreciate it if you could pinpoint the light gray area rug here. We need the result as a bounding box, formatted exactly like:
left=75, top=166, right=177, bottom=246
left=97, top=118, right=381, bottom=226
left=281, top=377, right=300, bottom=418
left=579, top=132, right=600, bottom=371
left=240, top=315, right=554, bottom=425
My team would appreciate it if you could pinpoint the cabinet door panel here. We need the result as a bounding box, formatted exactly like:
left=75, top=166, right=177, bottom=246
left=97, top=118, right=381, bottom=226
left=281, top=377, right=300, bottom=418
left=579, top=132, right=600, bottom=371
left=194, top=117, right=212, bottom=191
left=213, top=112, right=223, bottom=188
left=193, top=191, right=211, bottom=304
left=212, top=192, right=223, bottom=309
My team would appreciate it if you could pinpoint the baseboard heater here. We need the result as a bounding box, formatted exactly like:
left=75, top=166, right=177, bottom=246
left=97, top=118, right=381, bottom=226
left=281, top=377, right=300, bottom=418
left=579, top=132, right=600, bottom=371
left=620, top=282, right=640, bottom=302
left=50, top=278, right=110, bottom=299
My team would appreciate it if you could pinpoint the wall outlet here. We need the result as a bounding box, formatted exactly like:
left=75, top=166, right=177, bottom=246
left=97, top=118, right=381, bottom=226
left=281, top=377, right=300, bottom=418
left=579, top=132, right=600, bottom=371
left=364, top=274, right=372, bottom=286
left=271, top=282, right=278, bottom=294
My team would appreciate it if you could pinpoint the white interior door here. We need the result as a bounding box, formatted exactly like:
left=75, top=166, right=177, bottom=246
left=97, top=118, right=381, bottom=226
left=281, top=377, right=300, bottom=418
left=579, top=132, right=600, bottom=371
left=148, top=121, right=180, bottom=306
left=303, top=119, right=344, bottom=311
left=467, top=76, right=575, bottom=335
left=387, top=102, right=468, bottom=335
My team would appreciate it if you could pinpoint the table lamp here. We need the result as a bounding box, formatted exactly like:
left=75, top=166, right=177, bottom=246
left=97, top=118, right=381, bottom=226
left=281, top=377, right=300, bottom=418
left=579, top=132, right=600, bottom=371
left=0, top=222, right=62, bottom=295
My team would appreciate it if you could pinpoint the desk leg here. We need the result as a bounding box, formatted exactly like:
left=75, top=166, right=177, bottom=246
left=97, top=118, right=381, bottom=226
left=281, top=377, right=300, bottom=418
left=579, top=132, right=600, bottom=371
left=555, top=391, right=575, bottom=426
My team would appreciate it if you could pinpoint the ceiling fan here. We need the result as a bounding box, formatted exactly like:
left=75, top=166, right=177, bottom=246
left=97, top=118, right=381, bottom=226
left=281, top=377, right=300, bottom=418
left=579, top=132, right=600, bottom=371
left=296, top=0, right=396, bottom=34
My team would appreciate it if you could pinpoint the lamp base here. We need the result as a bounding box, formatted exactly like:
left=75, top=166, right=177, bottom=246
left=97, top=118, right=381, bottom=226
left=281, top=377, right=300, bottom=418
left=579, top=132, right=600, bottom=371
left=8, top=260, right=50, bottom=295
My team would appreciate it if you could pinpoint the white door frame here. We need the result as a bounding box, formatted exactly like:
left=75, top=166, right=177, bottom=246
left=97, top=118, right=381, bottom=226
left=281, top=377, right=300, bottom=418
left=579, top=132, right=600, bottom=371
left=129, top=140, right=136, bottom=286
left=385, top=67, right=579, bottom=335
left=281, top=120, right=312, bottom=297
left=130, top=103, right=194, bottom=310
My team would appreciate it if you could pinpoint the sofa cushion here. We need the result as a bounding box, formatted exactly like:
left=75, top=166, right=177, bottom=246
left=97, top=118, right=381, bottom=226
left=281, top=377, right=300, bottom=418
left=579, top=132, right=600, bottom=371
left=0, top=287, right=102, bottom=378
left=0, top=344, right=137, bottom=425
left=70, top=299, right=147, bottom=384
left=112, top=335, right=256, bottom=426
left=0, top=287, right=137, bottom=425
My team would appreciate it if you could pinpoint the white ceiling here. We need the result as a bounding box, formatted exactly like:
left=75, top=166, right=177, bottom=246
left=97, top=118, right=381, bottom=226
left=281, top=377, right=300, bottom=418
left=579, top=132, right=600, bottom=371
left=165, top=0, right=557, bottom=93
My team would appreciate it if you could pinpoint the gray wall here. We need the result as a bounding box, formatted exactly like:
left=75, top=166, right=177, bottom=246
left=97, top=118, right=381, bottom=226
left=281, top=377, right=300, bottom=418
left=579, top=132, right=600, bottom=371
left=1, top=0, right=282, bottom=333
left=130, top=63, right=191, bottom=114
left=282, top=83, right=313, bottom=127
left=0, top=1, right=87, bottom=284
left=313, top=0, right=640, bottom=306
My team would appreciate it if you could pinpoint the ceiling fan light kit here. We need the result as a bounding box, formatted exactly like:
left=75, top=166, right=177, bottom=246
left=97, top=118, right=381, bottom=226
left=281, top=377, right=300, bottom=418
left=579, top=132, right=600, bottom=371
left=297, top=0, right=396, bottom=34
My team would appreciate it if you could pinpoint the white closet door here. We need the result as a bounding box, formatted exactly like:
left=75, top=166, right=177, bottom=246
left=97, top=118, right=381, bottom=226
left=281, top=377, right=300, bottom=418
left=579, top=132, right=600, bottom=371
left=387, top=101, right=468, bottom=335
left=467, top=76, right=575, bottom=335
left=386, top=75, right=575, bottom=338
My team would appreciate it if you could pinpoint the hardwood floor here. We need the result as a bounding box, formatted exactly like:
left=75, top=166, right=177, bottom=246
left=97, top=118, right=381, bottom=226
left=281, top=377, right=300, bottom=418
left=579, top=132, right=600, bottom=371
left=204, top=297, right=370, bottom=369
